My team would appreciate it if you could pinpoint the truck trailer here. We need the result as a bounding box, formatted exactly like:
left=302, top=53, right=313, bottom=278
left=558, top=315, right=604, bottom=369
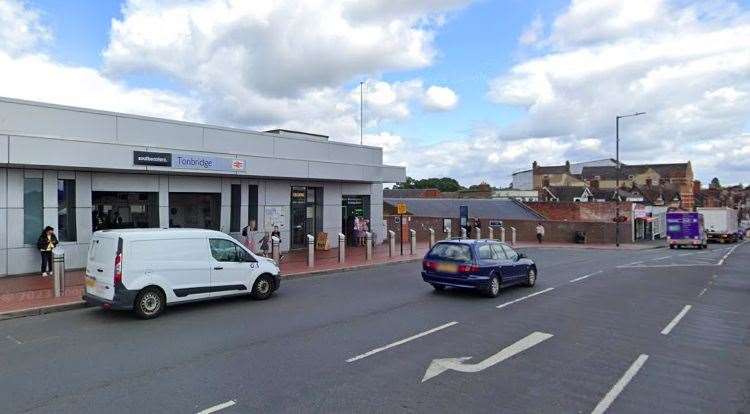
left=697, top=207, right=739, bottom=243
left=666, top=212, right=707, bottom=249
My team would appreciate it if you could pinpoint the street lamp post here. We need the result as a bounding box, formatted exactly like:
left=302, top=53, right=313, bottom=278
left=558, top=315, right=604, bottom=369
left=615, top=112, right=646, bottom=247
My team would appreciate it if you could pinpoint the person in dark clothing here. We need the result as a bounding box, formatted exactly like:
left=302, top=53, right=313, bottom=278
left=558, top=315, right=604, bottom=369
left=36, top=226, right=59, bottom=277
left=270, top=225, right=284, bottom=261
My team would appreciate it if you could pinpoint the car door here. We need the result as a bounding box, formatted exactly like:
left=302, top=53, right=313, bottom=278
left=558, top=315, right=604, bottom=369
left=208, top=238, right=256, bottom=296
left=499, top=244, right=525, bottom=281
left=475, top=243, right=496, bottom=277
left=489, top=243, right=513, bottom=280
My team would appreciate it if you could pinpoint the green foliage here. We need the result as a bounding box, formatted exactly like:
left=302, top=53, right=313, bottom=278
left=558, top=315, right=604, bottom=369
left=394, top=176, right=464, bottom=192
left=709, top=177, right=721, bottom=189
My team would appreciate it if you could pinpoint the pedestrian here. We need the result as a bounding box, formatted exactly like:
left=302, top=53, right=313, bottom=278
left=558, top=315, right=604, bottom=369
left=37, top=226, right=58, bottom=277
left=536, top=222, right=545, bottom=244
left=271, top=225, right=284, bottom=261
left=259, top=232, right=270, bottom=257
left=242, top=222, right=256, bottom=253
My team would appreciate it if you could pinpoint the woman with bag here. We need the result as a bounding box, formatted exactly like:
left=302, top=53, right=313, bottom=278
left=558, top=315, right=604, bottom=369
left=37, top=226, right=59, bottom=277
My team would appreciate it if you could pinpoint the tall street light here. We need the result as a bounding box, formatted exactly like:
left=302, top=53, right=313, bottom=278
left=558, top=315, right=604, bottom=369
left=615, top=112, right=646, bottom=247
left=360, top=81, right=364, bottom=145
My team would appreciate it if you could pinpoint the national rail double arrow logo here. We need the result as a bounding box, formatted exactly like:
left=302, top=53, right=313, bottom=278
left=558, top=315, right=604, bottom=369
left=421, top=331, right=553, bottom=382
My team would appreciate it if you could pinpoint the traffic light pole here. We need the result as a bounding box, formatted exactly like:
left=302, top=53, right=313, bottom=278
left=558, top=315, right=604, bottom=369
left=616, top=116, right=620, bottom=247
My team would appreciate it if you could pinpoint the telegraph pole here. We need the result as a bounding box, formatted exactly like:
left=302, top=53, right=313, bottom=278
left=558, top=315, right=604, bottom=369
left=615, top=112, right=646, bottom=247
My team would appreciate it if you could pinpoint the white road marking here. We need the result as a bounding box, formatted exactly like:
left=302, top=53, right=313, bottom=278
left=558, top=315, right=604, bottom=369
left=625, top=261, right=643, bottom=266
left=6, top=335, right=23, bottom=345
left=717, top=243, right=742, bottom=265
left=679, top=253, right=692, bottom=257
left=570, top=270, right=603, bottom=283
left=421, top=331, right=553, bottom=382
left=197, top=400, right=236, bottom=414
left=661, top=305, right=692, bottom=335
left=591, top=354, right=649, bottom=414
left=346, top=321, right=458, bottom=363
left=698, top=288, right=708, bottom=297
left=653, top=255, right=672, bottom=260
left=617, top=263, right=719, bottom=268
left=496, top=288, right=554, bottom=309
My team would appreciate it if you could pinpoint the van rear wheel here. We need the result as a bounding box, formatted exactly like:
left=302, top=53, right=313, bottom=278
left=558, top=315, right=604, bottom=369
left=251, top=274, right=274, bottom=300
left=134, top=287, right=165, bottom=319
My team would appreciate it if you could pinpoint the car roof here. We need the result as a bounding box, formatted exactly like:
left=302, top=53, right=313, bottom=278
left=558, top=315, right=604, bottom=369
left=434, top=239, right=509, bottom=246
left=94, top=228, right=230, bottom=240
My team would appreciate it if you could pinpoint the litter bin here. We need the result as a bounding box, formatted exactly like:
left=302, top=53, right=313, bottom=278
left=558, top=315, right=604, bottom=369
left=52, top=247, right=65, bottom=298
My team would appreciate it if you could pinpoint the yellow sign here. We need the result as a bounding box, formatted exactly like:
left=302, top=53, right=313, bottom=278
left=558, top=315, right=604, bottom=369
left=396, top=203, right=408, bottom=215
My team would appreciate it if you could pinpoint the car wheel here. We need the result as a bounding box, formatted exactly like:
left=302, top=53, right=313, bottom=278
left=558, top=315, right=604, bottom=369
left=134, top=287, right=165, bottom=319
left=525, top=267, right=537, bottom=287
left=251, top=274, right=275, bottom=300
left=484, top=275, right=501, bottom=298
left=431, top=284, right=445, bottom=292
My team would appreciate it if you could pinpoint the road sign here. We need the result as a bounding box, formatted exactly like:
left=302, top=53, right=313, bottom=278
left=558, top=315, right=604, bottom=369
left=459, top=205, right=469, bottom=227
left=421, top=331, right=553, bottom=382
left=396, top=203, right=408, bottom=215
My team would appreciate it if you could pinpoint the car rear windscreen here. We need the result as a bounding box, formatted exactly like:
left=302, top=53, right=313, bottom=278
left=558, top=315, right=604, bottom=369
left=427, top=243, right=473, bottom=263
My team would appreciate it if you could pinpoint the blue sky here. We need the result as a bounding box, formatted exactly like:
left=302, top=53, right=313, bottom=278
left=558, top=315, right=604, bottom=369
left=2, top=0, right=749, bottom=186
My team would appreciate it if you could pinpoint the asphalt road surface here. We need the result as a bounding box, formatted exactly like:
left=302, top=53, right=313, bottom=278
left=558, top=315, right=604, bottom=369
left=1, top=242, right=748, bottom=413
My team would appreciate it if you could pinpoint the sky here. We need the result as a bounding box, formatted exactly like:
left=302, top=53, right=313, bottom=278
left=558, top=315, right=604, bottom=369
left=1, top=0, right=748, bottom=187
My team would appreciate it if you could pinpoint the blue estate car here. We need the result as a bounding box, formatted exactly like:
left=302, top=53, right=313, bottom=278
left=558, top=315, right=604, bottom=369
left=421, top=239, right=537, bottom=298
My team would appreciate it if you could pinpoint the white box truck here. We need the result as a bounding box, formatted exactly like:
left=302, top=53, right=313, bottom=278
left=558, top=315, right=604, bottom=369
left=697, top=207, right=739, bottom=243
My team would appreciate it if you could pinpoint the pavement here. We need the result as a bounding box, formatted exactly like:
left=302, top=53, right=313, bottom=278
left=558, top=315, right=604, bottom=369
left=0, top=240, right=660, bottom=318
left=0, top=241, right=747, bottom=413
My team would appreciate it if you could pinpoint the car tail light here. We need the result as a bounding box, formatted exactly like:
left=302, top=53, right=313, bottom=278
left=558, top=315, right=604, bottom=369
left=114, top=253, right=123, bottom=284
left=458, top=264, right=480, bottom=273
left=423, top=260, right=436, bottom=270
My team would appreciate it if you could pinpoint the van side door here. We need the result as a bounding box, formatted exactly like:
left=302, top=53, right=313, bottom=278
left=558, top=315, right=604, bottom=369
left=208, top=238, right=256, bottom=296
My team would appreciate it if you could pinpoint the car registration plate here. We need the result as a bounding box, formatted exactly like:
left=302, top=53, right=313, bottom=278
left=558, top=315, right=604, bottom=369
left=436, top=263, right=458, bottom=273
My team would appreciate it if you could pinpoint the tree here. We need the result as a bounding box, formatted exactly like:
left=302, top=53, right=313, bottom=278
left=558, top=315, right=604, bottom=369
left=709, top=177, right=721, bottom=189
left=393, top=176, right=464, bottom=192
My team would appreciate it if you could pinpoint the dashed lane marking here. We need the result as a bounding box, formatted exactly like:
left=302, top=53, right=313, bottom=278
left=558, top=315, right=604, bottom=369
left=346, top=321, right=458, bottom=363
left=496, top=288, right=555, bottom=309
left=661, top=305, right=692, bottom=335
left=570, top=270, right=604, bottom=283
left=591, top=354, right=649, bottom=414
left=197, top=400, right=236, bottom=414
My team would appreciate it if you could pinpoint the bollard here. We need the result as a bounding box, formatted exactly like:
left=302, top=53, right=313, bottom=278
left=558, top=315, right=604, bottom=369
left=488, top=227, right=494, bottom=240
left=338, top=233, right=346, bottom=263
left=500, top=226, right=506, bottom=243
left=461, top=227, right=467, bottom=239
left=271, top=236, right=280, bottom=262
left=366, top=232, right=373, bottom=261
left=444, top=227, right=451, bottom=240
left=52, top=249, right=65, bottom=298
left=307, top=234, right=315, bottom=268
left=409, top=229, right=416, bottom=255
left=428, top=228, right=435, bottom=248
left=388, top=230, right=396, bottom=257
left=511, top=227, right=517, bottom=245
left=473, top=227, right=481, bottom=240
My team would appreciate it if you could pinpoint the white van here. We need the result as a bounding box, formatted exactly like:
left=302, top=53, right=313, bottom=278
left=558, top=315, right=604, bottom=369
left=83, top=228, right=281, bottom=319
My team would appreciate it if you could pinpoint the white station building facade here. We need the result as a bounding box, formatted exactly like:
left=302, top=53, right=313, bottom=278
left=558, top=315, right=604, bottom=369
left=0, top=97, right=405, bottom=276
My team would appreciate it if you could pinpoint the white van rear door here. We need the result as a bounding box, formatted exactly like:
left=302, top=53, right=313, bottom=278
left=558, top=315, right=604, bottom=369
left=85, top=234, right=117, bottom=301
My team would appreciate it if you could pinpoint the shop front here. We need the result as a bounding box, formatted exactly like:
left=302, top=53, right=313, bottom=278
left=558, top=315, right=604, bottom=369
left=342, top=195, right=371, bottom=245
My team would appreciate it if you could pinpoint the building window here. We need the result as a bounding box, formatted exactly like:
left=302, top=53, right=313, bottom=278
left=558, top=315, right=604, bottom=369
left=169, top=193, right=219, bottom=230
left=230, top=184, right=241, bottom=232
left=57, top=179, right=76, bottom=242
left=542, top=178, right=550, bottom=187
left=248, top=185, right=258, bottom=231
left=23, top=178, right=43, bottom=245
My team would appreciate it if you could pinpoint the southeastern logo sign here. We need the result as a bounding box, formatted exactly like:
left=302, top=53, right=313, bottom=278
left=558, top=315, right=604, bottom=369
left=132, top=151, right=246, bottom=171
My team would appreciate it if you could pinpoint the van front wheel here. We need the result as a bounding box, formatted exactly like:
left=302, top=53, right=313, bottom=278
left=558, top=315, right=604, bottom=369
left=134, top=287, right=165, bottom=319
left=251, top=274, right=274, bottom=300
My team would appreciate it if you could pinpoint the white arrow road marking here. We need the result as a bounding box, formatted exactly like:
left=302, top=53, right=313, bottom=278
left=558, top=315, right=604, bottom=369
left=591, top=354, right=649, bottom=414
left=421, top=331, right=553, bottom=382
left=197, top=400, right=236, bottom=414
left=346, top=321, right=458, bottom=363
left=496, top=288, right=554, bottom=309
left=661, top=305, right=692, bottom=335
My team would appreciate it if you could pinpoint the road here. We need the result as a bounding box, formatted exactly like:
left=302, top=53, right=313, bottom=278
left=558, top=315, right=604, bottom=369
left=1, top=242, right=748, bottom=413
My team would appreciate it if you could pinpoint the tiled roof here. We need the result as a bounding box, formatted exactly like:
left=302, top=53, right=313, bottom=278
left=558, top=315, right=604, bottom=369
left=383, top=189, right=440, bottom=198
left=543, top=186, right=591, bottom=202
left=580, top=163, right=689, bottom=180
left=383, top=198, right=544, bottom=220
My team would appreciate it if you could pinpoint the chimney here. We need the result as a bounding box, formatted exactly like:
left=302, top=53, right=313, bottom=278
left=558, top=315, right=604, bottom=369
left=532, top=161, right=538, bottom=170
left=565, top=160, right=570, bottom=172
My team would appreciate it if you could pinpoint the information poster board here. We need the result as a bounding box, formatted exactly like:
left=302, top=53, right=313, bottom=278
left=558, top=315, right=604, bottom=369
left=264, top=206, right=289, bottom=231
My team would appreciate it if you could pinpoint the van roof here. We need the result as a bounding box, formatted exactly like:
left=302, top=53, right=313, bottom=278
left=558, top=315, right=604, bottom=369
left=94, top=228, right=230, bottom=239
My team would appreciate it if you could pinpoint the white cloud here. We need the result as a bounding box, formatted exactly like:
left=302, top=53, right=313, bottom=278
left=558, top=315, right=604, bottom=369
left=519, top=14, right=543, bottom=45
left=0, top=0, right=50, bottom=55
left=487, top=0, right=750, bottom=184
left=0, top=0, right=197, bottom=120
left=423, top=85, right=458, bottom=111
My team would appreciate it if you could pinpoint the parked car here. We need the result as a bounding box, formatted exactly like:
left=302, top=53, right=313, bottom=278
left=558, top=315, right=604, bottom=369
left=83, top=228, right=281, bottom=319
left=421, top=239, right=537, bottom=297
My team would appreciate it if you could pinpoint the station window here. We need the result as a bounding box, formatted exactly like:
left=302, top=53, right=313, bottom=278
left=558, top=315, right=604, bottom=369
left=248, top=185, right=258, bottom=231
left=23, top=178, right=43, bottom=245
left=230, top=184, right=241, bottom=232
left=57, top=179, right=77, bottom=242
